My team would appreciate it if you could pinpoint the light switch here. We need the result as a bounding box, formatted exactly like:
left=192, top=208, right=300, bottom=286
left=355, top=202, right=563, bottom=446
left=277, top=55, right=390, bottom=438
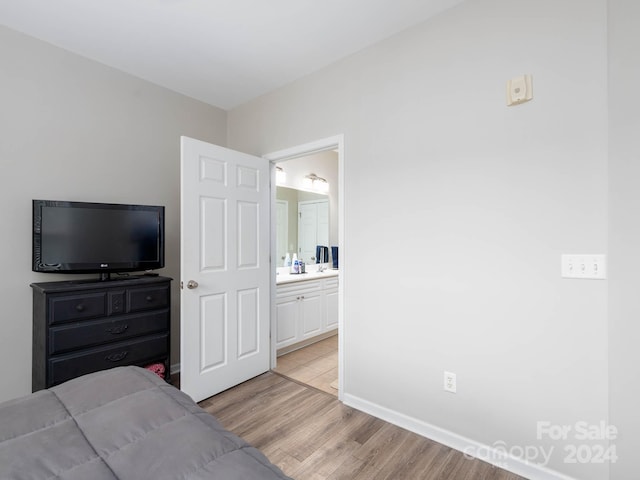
left=561, top=254, right=606, bottom=280
left=506, top=75, right=533, bottom=106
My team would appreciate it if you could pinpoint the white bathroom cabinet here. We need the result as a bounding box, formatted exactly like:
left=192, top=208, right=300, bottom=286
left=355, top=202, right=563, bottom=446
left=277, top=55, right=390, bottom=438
left=275, top=276, right=338, bottom=352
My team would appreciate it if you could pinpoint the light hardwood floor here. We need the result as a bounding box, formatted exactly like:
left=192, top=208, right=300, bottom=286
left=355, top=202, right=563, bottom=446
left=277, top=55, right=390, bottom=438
left=273, top=335, right=339, bottom=396
left=199, top=372, right=526, bottom=480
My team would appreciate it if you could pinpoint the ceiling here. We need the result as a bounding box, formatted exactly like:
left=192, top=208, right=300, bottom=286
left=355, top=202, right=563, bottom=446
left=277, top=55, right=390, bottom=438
left=0, top=0, right=463, bottom=110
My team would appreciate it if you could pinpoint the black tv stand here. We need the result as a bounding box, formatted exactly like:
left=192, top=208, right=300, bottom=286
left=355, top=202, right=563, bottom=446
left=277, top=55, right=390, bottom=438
left=31, top=275, right=172, bottom=391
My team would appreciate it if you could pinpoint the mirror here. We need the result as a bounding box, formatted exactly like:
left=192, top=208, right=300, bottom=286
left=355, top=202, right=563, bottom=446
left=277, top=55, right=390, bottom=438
left=276, top=186, right=329, bottom=266
left=274, top=149, right=338, bottom=269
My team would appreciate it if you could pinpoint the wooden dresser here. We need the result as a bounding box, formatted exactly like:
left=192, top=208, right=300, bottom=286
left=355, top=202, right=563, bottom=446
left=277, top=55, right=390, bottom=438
left=31, top=275, right=172, bottom=391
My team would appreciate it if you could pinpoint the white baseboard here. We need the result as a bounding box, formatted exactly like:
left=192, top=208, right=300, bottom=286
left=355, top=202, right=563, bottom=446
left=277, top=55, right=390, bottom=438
left=342, top=393, right=577, bottom=480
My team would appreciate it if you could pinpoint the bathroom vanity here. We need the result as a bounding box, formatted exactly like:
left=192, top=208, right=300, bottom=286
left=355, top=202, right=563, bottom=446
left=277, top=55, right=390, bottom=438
left=275, top=268, right=338, bottom=354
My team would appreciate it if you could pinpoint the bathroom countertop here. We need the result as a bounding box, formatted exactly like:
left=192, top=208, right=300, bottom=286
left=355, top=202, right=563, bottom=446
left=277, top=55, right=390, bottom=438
left=276, top=267, right=339, bottom=285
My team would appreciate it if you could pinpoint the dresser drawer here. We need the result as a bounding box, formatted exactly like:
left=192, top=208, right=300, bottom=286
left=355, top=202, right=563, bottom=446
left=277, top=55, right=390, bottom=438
left=48, top=310, right=169, bottom=355
left=128, top=285, right=169, bottom=312
left=47, top=333, right=169, bottom=387
left=49, top=293, right=107, bottom=324
left=32, top=276, right=172, bottom=391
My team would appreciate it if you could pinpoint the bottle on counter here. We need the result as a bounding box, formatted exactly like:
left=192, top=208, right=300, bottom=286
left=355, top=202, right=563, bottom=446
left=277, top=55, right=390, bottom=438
left=291, top=253, right=299, bottom=274
left=284, top=252, right=291, bottom=267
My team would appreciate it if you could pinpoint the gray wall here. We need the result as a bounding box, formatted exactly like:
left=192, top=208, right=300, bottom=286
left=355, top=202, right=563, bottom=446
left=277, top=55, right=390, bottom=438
left=0, top=25, right=227, bottom=402
left=229, top=1, right=609, bottom=478
left=608, top=1, right=640, bottom=478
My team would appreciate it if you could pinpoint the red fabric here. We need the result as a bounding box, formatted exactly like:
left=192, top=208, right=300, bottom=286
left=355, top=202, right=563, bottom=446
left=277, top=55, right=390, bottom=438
left=144, top=363, right=165, bottom=378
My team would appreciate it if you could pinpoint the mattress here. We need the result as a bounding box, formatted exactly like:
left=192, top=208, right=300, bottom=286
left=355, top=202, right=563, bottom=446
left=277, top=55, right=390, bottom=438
left=0, top=366, right=291, bottom=479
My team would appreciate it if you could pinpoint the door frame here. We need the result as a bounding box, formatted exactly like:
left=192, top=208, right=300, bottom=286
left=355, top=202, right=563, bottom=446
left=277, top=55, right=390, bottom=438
left=264, top=134, right=345, bottom=401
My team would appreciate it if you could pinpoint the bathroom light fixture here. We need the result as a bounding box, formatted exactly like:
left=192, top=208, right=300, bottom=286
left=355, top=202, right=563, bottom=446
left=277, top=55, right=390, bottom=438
left=275, top=165, right=287, bottom=185
left=303, top=173, right=329, bottom=193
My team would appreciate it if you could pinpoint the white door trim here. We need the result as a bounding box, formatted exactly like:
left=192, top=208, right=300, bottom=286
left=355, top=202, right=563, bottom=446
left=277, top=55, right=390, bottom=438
left=264, top=134, right=345, bottom=401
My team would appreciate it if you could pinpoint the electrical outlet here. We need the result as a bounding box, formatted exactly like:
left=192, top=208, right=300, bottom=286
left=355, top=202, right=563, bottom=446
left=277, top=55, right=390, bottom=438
left=444, top=371, right=457, bottom=393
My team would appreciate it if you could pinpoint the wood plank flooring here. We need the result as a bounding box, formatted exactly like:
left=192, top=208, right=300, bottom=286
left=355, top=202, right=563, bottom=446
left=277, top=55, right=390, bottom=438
left=273, top=335, right=339, bottom=397
left=198, top=372, right=526, bottom=480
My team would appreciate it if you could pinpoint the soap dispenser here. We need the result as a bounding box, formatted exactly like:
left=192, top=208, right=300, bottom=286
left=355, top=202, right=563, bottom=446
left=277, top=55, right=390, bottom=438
left=284, top=252, right=291, bottom=267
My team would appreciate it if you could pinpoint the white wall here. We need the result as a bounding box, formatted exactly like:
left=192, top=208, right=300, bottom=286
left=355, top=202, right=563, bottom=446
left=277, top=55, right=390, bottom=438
left=608, top=1, right=640, bottom=479
left=229, top=1, right=609, bottom=478
left=0, top=25, right=227, bottom=403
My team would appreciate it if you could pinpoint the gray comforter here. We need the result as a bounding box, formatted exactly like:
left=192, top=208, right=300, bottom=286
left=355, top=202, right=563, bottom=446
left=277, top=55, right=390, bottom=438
left=0, top=366, right=291, bottom=479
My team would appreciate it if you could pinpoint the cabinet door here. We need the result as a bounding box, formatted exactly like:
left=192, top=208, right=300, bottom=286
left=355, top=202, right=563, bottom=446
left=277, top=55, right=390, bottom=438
left=324, top=289, right=339, bottom=330
left=300, top=292, right=323, bottom=338
left=275, top=297, right=298, bottom=348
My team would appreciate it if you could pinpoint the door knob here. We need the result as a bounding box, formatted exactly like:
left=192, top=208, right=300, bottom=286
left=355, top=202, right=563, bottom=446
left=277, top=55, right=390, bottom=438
left=187, top=280, right=199, bottom=289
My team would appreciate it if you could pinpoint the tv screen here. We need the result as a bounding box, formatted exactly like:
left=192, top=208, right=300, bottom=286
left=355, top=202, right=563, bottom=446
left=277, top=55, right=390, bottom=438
left=33, top=200, right=165, bottom=277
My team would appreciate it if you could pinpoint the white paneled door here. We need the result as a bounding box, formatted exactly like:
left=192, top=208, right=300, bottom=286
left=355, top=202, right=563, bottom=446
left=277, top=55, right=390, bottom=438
left=298, top=200, right=329, bottom=262
left=180, top=137, right=270, bottom=403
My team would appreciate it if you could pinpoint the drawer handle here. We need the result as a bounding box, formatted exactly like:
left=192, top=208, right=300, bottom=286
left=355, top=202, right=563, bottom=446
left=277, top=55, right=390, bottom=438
left=75, top=304, right=85, bottom=312
left=146, top=295, right=154, bottom=302
left=106, top=324, right=129, bottom=335
left=105, top=351, right=128, bottom=362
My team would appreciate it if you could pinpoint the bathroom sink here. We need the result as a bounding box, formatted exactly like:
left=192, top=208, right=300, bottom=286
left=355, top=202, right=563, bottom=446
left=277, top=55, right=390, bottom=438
left=276, top=268, right=338, bottom=284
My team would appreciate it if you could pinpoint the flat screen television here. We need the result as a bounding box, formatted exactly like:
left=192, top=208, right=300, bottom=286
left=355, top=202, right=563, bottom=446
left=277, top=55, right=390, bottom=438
left=33, top=200, right=165, bottom=280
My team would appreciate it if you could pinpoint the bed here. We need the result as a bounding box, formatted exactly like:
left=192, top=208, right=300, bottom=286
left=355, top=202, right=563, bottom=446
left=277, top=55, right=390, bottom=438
left=0, top=366, right=292, bottom=479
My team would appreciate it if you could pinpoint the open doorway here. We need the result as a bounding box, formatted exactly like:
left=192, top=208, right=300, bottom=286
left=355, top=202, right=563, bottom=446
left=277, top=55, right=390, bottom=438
left=265, top=135, right=344, bottom=400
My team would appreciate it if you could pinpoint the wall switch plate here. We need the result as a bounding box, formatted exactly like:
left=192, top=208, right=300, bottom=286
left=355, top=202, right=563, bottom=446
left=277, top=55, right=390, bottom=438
left=561, top=254, right=606, bottom=279
left=506, top=74, right=533, bottom=106
left=444, top=371, right=457, bottom=393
